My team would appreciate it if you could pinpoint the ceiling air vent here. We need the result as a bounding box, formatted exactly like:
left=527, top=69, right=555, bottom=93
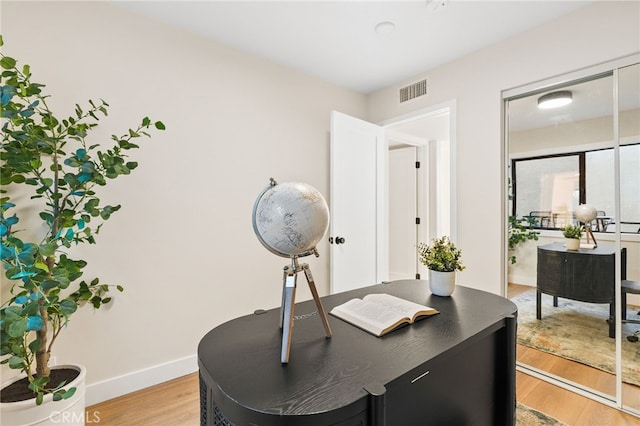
left=399, top=79, right=428, bottom=103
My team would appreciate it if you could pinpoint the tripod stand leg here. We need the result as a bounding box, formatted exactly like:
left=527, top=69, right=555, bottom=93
left=281, top=269, right=297, bottom=364
left=280, top=266, right=289, bottom=329
left=587, top=227, right=597, bottom=247
left=302, top=263, right=332, bottom=338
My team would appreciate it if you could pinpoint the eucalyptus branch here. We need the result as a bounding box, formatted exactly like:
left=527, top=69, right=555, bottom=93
left=22, top=334, right=35, bottom=381
left=46, top=314, right=65, bottom=355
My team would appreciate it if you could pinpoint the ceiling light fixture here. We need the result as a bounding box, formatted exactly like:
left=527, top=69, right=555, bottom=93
left=426, top=0, right=449, bottom=11
left=537, top=90, right=573, bottom=109
left=374, top=21, right=396, bottom=35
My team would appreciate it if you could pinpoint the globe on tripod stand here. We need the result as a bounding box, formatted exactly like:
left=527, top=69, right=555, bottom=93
left=251, top=178, right=333, bottom=364
left=252, top=178, right=330, bottom=258
left=575, top=204, right=597, bottom=225
left=575, top=204, right=598, bottom=247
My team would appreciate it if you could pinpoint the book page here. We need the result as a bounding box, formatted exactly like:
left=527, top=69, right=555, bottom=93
left=363, top=293, right=438, bottom=322
left=330, top=298, right=409, bottom=336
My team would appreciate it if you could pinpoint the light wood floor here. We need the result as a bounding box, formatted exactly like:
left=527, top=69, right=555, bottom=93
left=510, top=283, right=640, bottom=425
left=87, top=286, right=640, bottom=425
left=86, top=371, right=640, bottom=425
left=87, top=373, right=200, bottom=425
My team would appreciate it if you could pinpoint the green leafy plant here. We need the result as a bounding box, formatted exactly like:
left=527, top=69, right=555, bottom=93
left=506, top=178, right=540, bottom=264
left=0, top=36, right=165, bottom=405
left=417, top=236, right=465, bottom=273
left=561, top=224, right=583, bottom=239
left=508, top=215, right=540, bottom=264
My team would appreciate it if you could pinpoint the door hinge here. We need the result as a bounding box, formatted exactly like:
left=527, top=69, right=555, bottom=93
left=415, top=217, right=421, bottom=225
left=416, top=273, right=421, bottom=279
left=415, top=161, right=421, bottom=169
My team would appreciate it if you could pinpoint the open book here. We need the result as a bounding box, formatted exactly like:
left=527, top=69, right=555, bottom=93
left=329, top=293, right=439, bottom=337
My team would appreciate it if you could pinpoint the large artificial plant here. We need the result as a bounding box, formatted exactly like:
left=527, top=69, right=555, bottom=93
left=507, top=178, right=539, bottom=264
left=0, top=36, right=164, bottom=404
left=508, top=215, right=540, bottom=264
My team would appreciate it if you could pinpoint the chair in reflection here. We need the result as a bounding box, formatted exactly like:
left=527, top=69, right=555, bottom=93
left=593, top=210, right=611, bottom=232
left=527, top=210, right=553, bottom=228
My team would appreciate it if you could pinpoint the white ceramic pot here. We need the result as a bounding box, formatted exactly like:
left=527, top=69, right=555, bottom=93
left=428, top=269, right=456, bottom=297
left=564, top=238, right=580, bottom=250
left=0, top=364, right=86, bottom=426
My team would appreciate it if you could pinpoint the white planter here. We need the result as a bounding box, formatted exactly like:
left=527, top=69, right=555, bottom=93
left=428, top=270, right=456, bottom=297
left=564, top=238, right=580, bottom=250
left=0, top=364, right=86, bottom=426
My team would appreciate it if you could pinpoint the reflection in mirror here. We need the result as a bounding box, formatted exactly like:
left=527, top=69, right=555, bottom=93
left=506, top=71, right=639, bottom=403
left=619, top=62, right=640, bottom=413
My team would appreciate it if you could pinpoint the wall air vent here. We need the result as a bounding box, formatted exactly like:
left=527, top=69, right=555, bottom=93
left=399, top=79, right=428, bottom=103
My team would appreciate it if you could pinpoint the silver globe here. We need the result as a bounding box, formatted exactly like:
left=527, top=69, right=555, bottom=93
left=252, top=179, right=330, bottom=258
left=575, top=204, right=597, bottom=224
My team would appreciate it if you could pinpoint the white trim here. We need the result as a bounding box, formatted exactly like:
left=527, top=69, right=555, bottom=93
left=378, top=99, right=458, bottom=242
left=612, top=67, right=623, bottom=407
left=534, top=229, right=640, bottom=243
left=507, top=274, right=535, bottom=287
left=85, top=354, right=198, bottom=406
left=377, top=130, right=389, bottom=283
left=509, top=137, right=639, bottom=160
left=448, top=101, right=458, bottom=242
left=502, top=54, right=640, bottom=100
left=417, top=144, right=429, bottom=257
left=501, top=95, right=509, bottom=298
left=387, top=129, right=427, bottom=148
left=377, top=101, right=452, bottom=127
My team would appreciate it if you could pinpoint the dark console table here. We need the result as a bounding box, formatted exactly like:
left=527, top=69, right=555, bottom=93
left=536, top=243, right=627, bottom=338
left=198, top=280, right=517, bottom=426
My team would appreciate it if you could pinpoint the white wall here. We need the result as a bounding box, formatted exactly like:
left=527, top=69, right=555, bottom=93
left=0, top=1, right=367, bottom=404
left=2, top=0, right=639, bottom=405
left=510, top=109, right=640, bottom=155
left=368, top=1, right=640, bottom=295
left=508, top=108, right=640, bottom=290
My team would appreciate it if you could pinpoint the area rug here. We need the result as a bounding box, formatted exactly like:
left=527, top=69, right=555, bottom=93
left=516, top=402, right=566, bottom=426
left=513, top=290, right=640, bottom=387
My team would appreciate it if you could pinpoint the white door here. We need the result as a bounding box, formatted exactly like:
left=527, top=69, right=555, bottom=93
left=329, top=111, right=387, bottom=293
left=388, top=146, right=419, bottom=281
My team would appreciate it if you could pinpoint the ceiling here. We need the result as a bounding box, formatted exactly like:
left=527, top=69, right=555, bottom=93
left=117, top=0, right=592, bottom=95
left=508, top=64, right=640, bottom=132
left=117, top=1, right=637, bottom=136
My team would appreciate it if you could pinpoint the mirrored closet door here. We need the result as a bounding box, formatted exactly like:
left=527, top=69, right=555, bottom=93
left=503, top=55, right=639, bottom=415
left=619, top=62, right=640, bottom=412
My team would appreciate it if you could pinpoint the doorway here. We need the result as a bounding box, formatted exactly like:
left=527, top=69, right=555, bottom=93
left=329, top=102, right=456, bottom=293
left=385, top=107, right=453, bottom=281
left=388, top=144, right=420, bottom=281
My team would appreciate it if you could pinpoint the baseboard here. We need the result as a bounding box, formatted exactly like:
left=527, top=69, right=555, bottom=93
left=508, top=274, right=535, bottom=287
left=85, top=354, right=198, bottom=406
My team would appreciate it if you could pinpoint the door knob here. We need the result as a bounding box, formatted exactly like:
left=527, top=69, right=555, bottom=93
left=335, top=236, right=345, bottom=244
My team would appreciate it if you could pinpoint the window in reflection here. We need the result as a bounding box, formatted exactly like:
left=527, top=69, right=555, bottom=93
left=513, top=155, right=579, bottom=229
left=511, top=143, right=639, bottom=232
left=618, top=144, right=640, bottom=232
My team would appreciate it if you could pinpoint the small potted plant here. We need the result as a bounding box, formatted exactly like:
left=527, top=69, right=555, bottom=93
left=0, top=37, right=164, bottom=424
left=417, top=236, right=465, bottom=297
left=562, top=224, right=583, bottom=250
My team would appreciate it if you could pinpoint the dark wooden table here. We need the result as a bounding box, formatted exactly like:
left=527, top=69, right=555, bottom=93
left=198, top=280, right=517, bottom=426
left=536, top=243, right=627, bottom=338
